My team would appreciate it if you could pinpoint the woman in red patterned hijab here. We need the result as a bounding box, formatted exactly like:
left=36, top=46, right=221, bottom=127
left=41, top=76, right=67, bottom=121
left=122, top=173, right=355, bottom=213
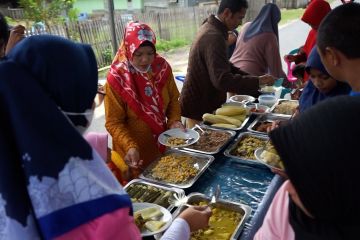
left=105, top=22, right=183, bottom=179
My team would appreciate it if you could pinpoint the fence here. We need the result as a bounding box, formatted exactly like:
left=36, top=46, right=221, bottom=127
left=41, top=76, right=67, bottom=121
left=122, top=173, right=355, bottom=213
left=10, top=0, right=307, bottom=68
left=0, top=8, right=24, bottom=19
left=20, top=6, right=217, bottom=68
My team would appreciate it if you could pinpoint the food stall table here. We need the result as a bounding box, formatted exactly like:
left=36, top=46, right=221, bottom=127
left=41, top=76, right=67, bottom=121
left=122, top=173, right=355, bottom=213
left=143, top=113, right=286, bottom=239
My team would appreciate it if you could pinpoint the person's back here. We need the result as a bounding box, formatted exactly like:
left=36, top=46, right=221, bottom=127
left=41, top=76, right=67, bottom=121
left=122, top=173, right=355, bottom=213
left=255, top=96, right=360, bottom=239
left=0, top=35, right=140, bottom=239
left=0, top=13, right=9, bottom=58
left=230, top=3, right=286, bottom=79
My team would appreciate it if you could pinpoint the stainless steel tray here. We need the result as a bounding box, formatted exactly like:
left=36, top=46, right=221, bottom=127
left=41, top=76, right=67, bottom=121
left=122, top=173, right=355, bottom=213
left=224, top=132, right=269, bottom=167
left=270, top=99, right=299, bottom=117
left=247, top=114, right=291, bottom=135
left=172, top=193, right=252, bottom=240
left=124, top=179, right=185, bottom=211
left=140, top=149, right=214, bottom=188
left=181, top=125, right=236, bottom=155
left=202, top=102, right=250, bottom=131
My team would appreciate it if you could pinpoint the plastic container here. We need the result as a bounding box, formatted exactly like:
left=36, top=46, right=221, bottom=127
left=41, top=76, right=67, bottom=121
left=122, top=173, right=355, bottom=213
left=258, top=95, right=277, bottom=108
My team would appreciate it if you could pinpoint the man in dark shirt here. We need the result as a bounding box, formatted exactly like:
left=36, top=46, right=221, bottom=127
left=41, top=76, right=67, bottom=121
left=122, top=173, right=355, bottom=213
left=180, top=0, right=275, bottom=127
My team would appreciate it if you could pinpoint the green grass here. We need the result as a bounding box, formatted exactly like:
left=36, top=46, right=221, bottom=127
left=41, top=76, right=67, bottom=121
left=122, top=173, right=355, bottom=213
left=98, top=67, right=110, bottom=80
left=156, top=39, right=191, bottom=52
left=279, top=8, right=306, bottom=26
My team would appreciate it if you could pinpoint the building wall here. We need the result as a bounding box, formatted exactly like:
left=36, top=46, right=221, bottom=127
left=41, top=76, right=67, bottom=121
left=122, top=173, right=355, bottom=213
left=115, top=0, right=144, bottom=10
left=74, top=0, right=104, bottom=13
left=74, top=0, right=144, bottom=13
left=144, top=0, right=169, bottom=8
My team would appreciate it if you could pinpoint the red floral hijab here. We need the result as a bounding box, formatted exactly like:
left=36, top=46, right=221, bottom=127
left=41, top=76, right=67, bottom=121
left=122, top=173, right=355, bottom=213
left=107, top=22, right=171, bottom=147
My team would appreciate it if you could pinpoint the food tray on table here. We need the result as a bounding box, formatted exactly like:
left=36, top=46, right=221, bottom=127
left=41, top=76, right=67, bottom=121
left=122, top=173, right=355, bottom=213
left=140, top=149, right=214, bottom=189
left=224, top=132, right=269, bottom=167
left=201, top=102, right=250, bottom=131
left=247, top=114, right=291, bottom=135
left=172, top=193, right=252, bottom=240
left=270, top=99, right=299, bottom=117
left=124, top=179, right=185, bottom=211
left=181, top=125, right=236, bottom=155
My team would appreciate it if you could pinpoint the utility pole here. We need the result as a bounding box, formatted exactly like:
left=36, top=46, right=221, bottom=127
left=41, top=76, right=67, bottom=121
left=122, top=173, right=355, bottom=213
left=245, top=0, right=264, bottom=22
left=107, top=0, right=117, bottom=55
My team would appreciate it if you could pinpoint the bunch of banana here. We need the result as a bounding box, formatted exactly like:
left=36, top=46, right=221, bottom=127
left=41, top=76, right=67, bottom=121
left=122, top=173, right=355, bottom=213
left=202, top=105, right=248, bottom=129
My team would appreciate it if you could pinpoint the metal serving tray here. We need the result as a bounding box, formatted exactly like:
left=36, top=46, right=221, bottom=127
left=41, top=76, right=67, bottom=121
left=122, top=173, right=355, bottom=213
left=202, top=116, right=250, bottom=131
left=172, top=193, right=252, bottom=240
left=140, top=149, right=214, bottom=189
left=202, top=102, right=250, bottom=131
left=124, top=179, right=185, bottom=211
left=247, top=114, right=291, bottom=135
left=224, top=132, right=269, bottom=167
left=181, top=125, right=236, bottom=155
left=270, top=99, right=299, bottom=117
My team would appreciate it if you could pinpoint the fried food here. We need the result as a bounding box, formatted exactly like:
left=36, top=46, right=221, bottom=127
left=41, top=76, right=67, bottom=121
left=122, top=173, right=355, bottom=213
left=273, top=101, right=298, bottom=115
left=150, top=154, right=199, bottom=183
left=167, top=137, right=186, bottom=147
left=260, top=143, right=284, bottom=170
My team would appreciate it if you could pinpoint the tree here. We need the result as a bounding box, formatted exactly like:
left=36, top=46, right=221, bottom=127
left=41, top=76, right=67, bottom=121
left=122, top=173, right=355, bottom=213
left=19, top=0, right=76, bottom=29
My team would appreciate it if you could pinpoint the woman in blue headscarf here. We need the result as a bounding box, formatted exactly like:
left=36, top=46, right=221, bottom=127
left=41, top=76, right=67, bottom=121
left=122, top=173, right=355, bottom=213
left=0, top=35, right=141, bottom=239
left=0, top=35, right=213, bottom=240
left=299, top=46, right=351, bottom=113
left=230, top=3, right=286, bottom=83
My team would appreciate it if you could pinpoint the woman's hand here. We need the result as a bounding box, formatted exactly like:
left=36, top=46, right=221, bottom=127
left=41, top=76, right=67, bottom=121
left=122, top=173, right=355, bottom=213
left=267, top=120, right=280, bottom=133
left=124, top=148, right=143, bottom=168
left=284, top=54, right=296, bottom=62
left=179, top=206, right=212, bottom=232
left=169, top=121, right=186, bottom=131
left=271, top=168, right=289, bottom=179
left=6, top=25, right=25, bottom=55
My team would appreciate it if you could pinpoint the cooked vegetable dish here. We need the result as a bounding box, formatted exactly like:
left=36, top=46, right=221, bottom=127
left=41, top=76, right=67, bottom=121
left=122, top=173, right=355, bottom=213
left=232, top=135, right=266, bottom=159
left=126, top=183, right=174, bottom=208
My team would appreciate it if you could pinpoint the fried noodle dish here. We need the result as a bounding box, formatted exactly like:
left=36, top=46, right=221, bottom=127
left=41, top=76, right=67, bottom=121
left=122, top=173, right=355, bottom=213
left=150, top=154, right=199, bottom=183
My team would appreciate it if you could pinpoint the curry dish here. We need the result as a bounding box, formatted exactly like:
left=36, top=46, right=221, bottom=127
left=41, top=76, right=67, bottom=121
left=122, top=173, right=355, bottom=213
left=191, top=201, right=243, bottom=240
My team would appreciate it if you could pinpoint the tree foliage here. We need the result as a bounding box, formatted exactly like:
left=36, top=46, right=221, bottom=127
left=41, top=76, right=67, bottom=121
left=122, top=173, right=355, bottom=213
left=19, top=0, right=77, bottom=28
